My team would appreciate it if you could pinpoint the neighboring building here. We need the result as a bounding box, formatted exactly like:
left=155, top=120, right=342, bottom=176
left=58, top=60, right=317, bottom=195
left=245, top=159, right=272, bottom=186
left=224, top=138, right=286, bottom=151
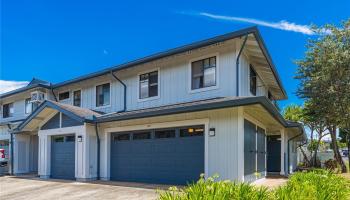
left=0, top=27, right=304, bottom=184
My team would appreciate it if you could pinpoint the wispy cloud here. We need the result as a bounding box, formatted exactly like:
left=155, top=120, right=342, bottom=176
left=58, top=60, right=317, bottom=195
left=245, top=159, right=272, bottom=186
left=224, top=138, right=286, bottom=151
left=103, top=49, right=109, bottom=55
left=181, top=11, right=314, bottom=35
left=0, top=80, right=29, bottom=94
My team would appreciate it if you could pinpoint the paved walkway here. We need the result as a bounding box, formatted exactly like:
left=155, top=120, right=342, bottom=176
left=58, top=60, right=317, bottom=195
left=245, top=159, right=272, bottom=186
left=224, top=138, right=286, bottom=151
left=252, top=176, right=288, bottom=189
left=0, top=176, right=160, bottom=200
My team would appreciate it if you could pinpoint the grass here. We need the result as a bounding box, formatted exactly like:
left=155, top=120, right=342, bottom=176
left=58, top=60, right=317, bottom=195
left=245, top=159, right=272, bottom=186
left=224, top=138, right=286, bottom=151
left=158, top=170, right=350, bottom=200
left=341, top=159, right=350, bottom=180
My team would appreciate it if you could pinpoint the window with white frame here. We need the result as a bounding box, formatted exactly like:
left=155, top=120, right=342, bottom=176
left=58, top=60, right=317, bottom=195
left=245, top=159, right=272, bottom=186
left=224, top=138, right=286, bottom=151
left=3, top=103, right=14, bottom=118
left=73, top=90, right=81, bottom=107
left=25, top=98, right=32, bottom=114
left=139, top=71, right=158, bottom=99
left=58, top=91, right=70, bottom=101
left=191, top=56, right=216, bottom=90
left=250, top=65, right=257, bottom=96
left=96, top=83, right=110, bottom=107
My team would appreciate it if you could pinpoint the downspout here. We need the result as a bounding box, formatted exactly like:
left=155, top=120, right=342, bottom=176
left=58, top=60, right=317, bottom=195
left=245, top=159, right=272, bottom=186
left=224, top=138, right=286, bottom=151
left=7, top=124, right=14, bottom=175
left=50, top=84, right=58, bottom=102
left=236, top=35, right=248, bottom=96
left=287, top=133, right=304, bottom=175
left=110, top=71, right=127, bottom=112
left=94, top=122, right=100, bottom=180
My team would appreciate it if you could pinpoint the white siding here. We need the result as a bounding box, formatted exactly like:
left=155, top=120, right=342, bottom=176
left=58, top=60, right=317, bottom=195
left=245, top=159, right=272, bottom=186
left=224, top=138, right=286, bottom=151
left=0, top=89, right=52, bottom=123
left=100, top=108, right=244, bottom=181
left=53, top=42, right=238, bottom=113
left=239, top=53, right=267, bottom=97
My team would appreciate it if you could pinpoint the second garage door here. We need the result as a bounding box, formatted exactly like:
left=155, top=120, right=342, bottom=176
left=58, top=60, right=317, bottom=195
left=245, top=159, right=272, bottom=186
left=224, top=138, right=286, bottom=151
left=110, top=126, right=204, bottom=185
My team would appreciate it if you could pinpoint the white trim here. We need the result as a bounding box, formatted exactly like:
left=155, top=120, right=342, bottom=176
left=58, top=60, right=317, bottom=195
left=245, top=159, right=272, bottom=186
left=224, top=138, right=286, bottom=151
left=38, top=110, right=60, bottom=130
left=58, top=90, right=71, bottom=102
left=137, top=67, right=161, bottom=102
left=72, top=89, right=82, bottom=107
left=280, top=128, right=285, bottom=175
left=24, top=97, right=32, bottom=115
left=38, top=125, right=85, bottom=179
left=243, top=113, right=267, bottom=130
left=2, top=102, right=15, bottom=119
left=94, top=81, right=112, bottom=109
left=103, top=118, right=210, bottom=180
left=38, top=125, right=83, bottom=136
left=188, top=53, right=220, bottom=94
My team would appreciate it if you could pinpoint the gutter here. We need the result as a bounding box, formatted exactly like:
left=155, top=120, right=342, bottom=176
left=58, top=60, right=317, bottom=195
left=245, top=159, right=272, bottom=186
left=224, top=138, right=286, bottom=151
left=110, top=71, right=127, bottom=112
left=236, top=35, right=248, bottom=96
left=94, top=122, right=100, bottom=180
left=287, top=133, right=304, bottom=174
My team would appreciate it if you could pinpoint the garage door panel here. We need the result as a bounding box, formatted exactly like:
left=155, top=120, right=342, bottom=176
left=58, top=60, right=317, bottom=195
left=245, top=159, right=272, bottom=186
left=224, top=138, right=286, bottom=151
left=110, top=126, right=204, bottom=185
left=51, top=135, right=75, bottom=180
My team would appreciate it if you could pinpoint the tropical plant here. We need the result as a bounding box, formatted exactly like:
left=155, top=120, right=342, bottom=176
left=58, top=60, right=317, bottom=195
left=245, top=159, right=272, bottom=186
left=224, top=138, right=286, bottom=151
left=159, top=170, right=350, bottom=200
left=274, top=170, right=350, bottom=200
left=158, top=174, right=271, bottom=200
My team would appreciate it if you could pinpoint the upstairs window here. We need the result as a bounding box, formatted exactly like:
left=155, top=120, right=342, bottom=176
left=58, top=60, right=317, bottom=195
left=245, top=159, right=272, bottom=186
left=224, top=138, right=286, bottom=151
left=191, top=56, right=216, bottom=90
left=96, top=83, right=110, bottom=107
left=25, top=98, right=32, bottom=114
left=268, top=91, right=273, bottom=100
left=73, top=90, right=81, bottom=107
left=3, top=103, right=14, bottom=118
left=250, top=65, right=257, bottom=96
left=59, top=91, right=70, bottom=101
left=139, top=71, right=158, bottom=99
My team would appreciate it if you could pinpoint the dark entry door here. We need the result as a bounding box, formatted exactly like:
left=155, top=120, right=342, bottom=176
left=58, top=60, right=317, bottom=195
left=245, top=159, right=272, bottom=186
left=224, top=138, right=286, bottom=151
left=267, top=136, right=281, bottom=172
left=110, top=126, right=204, bottom=185
left=244, top=120, right=256, bottom=182
left=51, top=135, right=75, bottom=179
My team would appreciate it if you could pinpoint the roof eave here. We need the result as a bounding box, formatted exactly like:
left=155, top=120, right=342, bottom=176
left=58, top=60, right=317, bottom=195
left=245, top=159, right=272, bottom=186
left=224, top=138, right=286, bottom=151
left=96, top=96, right=289, bottom=128
left=16, top=100, right=88, bottom=132
left=0, top=84, right=52, bottom=99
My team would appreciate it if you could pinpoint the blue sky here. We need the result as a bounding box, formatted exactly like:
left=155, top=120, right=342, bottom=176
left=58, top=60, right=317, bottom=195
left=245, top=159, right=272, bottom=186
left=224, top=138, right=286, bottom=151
left=1, top=0, right=349, bottom=109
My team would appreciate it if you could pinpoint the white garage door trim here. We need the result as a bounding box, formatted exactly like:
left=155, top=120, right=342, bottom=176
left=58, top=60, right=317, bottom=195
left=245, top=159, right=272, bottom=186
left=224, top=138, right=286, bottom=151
left=38, top=125, right=84, bottom=179
left=103, top=118, right=210, bottom=180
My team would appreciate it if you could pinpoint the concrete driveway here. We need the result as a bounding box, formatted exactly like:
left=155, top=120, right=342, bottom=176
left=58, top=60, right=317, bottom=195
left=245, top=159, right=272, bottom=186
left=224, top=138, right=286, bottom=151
left=0, top=176, right=162, bottom=200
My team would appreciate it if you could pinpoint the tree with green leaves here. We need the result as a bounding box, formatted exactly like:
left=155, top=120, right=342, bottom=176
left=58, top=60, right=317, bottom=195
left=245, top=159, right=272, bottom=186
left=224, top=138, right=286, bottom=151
left=295, top=19, right=350, bottom=172
left=283, top=103, right=327, bottom=167
left=283, top=104, right=311, bottom=166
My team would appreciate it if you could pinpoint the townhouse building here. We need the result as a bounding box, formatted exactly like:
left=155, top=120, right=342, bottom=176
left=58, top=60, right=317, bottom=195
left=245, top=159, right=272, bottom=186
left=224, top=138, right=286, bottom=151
left=0, top=27, right=304, bottom=184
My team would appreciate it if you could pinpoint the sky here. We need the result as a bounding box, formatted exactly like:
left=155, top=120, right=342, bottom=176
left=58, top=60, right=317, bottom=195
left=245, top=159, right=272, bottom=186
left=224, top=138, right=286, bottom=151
left=1, top=0, right=349, bottom=109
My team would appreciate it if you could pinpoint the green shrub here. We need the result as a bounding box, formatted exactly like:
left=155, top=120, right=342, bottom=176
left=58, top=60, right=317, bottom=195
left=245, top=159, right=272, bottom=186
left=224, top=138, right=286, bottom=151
left=158, top=170, right=350, bottom=200
left=274, top=170, right=350, bottom=200
left=158, top=174, right=270, bottom=200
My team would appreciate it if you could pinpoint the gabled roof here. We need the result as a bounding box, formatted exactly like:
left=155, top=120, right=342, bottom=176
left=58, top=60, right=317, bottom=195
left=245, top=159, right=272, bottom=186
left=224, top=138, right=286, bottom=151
left=16, top=100, right=101, bottom=132
left=27, top=78, right=51, bottom=86
left=0, top=78, right=52, bottom=99
left=52, top=26, right=287, bottom=99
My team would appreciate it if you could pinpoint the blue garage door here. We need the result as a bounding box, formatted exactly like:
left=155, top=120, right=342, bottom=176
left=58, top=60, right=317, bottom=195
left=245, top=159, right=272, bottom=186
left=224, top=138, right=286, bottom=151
left=51, top=135, right=75, bottom=179
left=110, top=126, right=204, bottom=185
